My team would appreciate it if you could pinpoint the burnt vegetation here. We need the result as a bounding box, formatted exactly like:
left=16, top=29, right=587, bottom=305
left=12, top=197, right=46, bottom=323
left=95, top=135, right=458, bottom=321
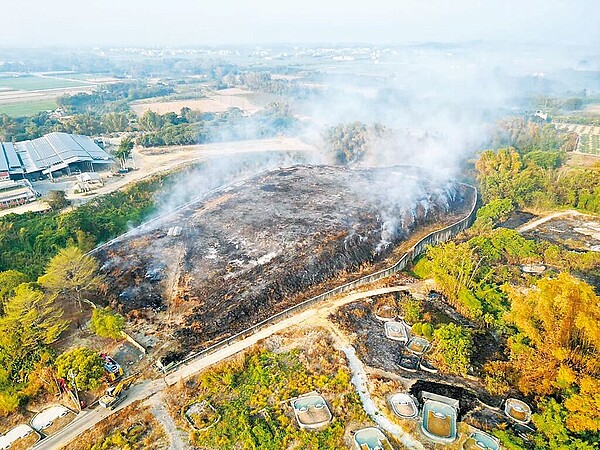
left=99, top=165, right=471, bottom=353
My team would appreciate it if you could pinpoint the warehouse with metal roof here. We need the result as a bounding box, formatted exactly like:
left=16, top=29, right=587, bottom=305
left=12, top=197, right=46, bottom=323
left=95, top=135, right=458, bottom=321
left=0, top=132, right=113, bottom=180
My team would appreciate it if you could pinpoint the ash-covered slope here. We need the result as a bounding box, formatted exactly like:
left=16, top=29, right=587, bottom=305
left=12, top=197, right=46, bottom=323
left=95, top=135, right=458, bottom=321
left=100, top=165, right=470, bottom=349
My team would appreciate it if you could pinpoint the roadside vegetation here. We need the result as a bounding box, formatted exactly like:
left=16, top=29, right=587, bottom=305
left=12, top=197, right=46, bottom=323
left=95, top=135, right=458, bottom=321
left=0, top=247, right=112, bottom=416
left=0, top=174, right=166, bottom=278
left=164, top=329, right=369, bottom=449
left=62, top=402, right=168, bottom=450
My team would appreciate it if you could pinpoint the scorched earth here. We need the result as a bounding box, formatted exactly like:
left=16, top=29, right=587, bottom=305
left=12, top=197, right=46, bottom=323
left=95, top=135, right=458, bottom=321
left=99, top=164, right=472, bottom=355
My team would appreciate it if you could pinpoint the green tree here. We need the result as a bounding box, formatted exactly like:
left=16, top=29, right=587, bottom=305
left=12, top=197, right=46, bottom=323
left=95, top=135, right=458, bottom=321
left=55, top=347, right=105, bottom=391
left=90, top=307, right=125, bottom=340
left=0, top=284, right=67, bottom=412
left=425, top=242, right=483, bottom=319
left=0, top=269, right=28, bottom=304
left=431, top=323, right=472, bottom=376
left=472, top=197, right=514, bottom=231
left=114, top=136, right=134, bottom=169
left=39, top=247, right=104, bottom=310
left=401, top=297, right=422, bottom=324
left=323, top=122, right=390, bottom=165
left=531, top=398, right=597, bottom=450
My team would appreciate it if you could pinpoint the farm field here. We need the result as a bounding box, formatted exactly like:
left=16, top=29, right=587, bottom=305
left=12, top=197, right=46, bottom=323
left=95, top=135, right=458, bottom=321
left=0, top=74, right=99, bottom=117
left=555, top=122, right=600, bottom=155
left=0, top=99, right=58, bottom=116
left=130, top=88, right=262, bottom=115
left=0, top=75, right=89, bottom=91
left=585, top=103, right=600, bottom=115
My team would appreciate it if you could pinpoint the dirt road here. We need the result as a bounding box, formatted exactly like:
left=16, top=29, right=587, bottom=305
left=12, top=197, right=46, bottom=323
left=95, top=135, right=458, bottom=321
left=71, top=136, right=317, bottom=201
left=2, top=136, right=318, bottom=216
left=517, top=209, right=584, bottom=232
left=36, top=285, right=410, bottom=449
left=144, top=393, right=188, bottom=450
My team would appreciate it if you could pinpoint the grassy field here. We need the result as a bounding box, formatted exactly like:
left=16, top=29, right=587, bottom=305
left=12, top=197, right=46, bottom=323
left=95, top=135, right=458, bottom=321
left=164, top=328, right=372, bottom=449
left=0, top=99, right=58, bottom=117
left=0, top=76, right=88, bottom=91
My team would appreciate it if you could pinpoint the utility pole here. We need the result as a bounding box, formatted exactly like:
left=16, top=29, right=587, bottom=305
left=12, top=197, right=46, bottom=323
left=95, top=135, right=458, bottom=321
left=68, top=369, right=82, bottom=412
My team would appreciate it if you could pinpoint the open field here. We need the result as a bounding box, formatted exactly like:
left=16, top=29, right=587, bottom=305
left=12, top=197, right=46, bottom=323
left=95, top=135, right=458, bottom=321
left=0, top=75, right=89, bottom=91
left=555, top=123, right=600, bottom=155
left=0, top=99, right=58, bottom=116
left=0, top=73, right=111, bottom=116
left=130, top=88, right=262, bottom=115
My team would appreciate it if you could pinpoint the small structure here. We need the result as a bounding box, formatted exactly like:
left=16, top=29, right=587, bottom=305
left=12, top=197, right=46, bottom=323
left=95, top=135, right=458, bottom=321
left=353, top=427, right=393, bottom=450
left=520, top=264, right=546, bottom=275
left=406, top=336, right=430, bottom=355
left=76, top=172, right=103, bottom=192
left=504, top=398, right=532, bottom=424
left=399, top=354, right=420, bottom=372
left=183, top=400, right=220, bottom=431
left=30, top=405, right=74, bottom=435
left=0, top=424, right=40, bottom=450
left=292, top=394, right=333, bottom=430
left=389, top=393, right=419, bottom=419
left=0, top=179, right=37, bottom=209
left=384, top=321, right=409, bottom=343
left=420, top=392, right=459, bottom=444
left=463, top=430, right=501, bottom=450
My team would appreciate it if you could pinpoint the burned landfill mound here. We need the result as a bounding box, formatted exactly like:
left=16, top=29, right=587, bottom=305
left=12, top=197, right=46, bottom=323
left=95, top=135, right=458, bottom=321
left=99, top=165, right=472, bottom=351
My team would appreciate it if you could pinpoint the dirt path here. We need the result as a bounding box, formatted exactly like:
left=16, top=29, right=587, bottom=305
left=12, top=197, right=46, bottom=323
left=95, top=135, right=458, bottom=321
left=34, top=379, right=166, bottom=450
left=343, top=345, right=426, bottom=450
left=144, top=393, right=188, bottom=450
left=517, top=209, right=584, bottom=232
left=308, top=316, right=426, bottom=448
left=165, top=285, right=412, bottom=385
left=70, top=136, right=316, bottom=202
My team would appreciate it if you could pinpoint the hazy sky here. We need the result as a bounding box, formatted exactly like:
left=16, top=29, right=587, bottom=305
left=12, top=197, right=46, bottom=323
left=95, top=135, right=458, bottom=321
left=3, top=0, right=599, bottom=47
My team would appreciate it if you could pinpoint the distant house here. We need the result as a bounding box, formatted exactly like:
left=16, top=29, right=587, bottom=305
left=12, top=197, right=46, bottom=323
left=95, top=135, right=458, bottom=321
left=0, top=132, right=114, bottom=181
left=534, top=110, right=548, bottom=121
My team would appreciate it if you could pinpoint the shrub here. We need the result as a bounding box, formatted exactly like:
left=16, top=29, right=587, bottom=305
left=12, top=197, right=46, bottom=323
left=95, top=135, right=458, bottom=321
left=55, top=347, right=105, bottom=391
left=90, top=307, right=125, bottom=340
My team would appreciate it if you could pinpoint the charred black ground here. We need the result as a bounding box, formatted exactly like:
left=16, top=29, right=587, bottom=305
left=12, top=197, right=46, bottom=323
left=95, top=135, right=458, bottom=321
left=99, top=165, right=472, bottom=351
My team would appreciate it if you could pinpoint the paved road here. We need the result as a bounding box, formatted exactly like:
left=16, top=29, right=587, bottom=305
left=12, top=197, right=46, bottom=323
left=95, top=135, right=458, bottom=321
left=32, top=379, right=165, bottom=450
left=32, top=285, right=412, bottom=449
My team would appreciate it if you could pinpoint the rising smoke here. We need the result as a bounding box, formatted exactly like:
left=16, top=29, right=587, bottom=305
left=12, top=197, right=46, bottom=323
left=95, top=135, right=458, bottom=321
left=147, top=42, right=592, bottom=251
